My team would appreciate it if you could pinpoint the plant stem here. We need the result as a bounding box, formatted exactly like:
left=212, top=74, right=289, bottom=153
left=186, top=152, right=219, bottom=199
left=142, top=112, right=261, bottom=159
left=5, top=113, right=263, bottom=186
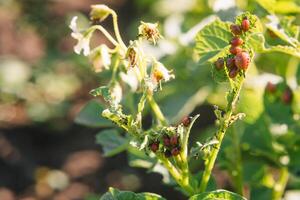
left=158, top=155, right=194, bottom=195
left=110, top=10, right=127, bottom=50
left=90, top=25, right=119, bottom=46
left=110, top=58, right=120, bottom=83
left=199, top=78, right=245, bottom=193
left=147, top=94, right=167, bottom=126
left=231, top=124, right=244, bottom=195
left=272, top=167, right=289, bottom=200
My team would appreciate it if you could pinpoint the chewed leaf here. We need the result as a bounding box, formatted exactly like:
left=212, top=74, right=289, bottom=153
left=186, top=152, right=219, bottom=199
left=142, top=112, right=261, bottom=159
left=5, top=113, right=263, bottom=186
left=100, top=187, right=166, bottom=200
left=190, top=139, right=219, bottom=160
left=189, top=189, right=247, bottom=200
left=195, top=18, right=232, bottom=65
left=235, top=12, right=263, bottom=33
left=90, top=86, right=112, bottom=102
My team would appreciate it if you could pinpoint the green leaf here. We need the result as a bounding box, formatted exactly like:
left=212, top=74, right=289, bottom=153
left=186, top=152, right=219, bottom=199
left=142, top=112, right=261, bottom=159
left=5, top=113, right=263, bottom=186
left=100, top=187, right=166, bottom=200
left=237, top=87, right=264, bottom=123
left=249, top=186, right=273, bottom=200
left=266, top=45, right=300, bottom=58
left=194, top=18, right=232, bottom=65
left=265, top=15, right=299, bottom=47
left=75, top=100, right=113, bottom=127
left=189, top=189, right=247, bottom=200
left=274, top=1, right=300, bottom=14
left=211, top=63, right=228, bottom=83
left=247, top=33, right=266, bottom=53
left=256, top=0, right=300, bottom=14
left=256, top=0, right=275, bottom=14
left=96, top=129, right=129, bottom=157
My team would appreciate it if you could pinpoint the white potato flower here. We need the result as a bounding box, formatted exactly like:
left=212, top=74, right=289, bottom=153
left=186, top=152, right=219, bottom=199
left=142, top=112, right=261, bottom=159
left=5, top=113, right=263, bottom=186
left=111, top=83, right=122, bottom=105
left=151, top=61, right=174, bottom=82
left=120, top=67, right=139, bottom=92
left=90, top=45, right=111, bottom=72
left=90, top=4, right=111, bottom=22
left=69, top=16, right=91, bottom=56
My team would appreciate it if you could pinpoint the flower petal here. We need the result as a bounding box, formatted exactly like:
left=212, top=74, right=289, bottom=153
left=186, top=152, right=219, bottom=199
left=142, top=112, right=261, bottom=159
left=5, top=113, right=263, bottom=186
left=69, top=16, right=78, bottom=33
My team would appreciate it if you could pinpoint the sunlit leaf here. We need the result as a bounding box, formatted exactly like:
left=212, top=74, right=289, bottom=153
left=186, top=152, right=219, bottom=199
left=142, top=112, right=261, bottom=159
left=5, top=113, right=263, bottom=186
left=266, top=45, right=300, bottom=58
left=274, top=1, right=300, bottom=14
left=247, top=33, right=266, bottom=52
left=255, top=0, right=275, bottom=14
left=90, top=86, right=112, bottom=102
left=194, top=18, right=232, bottom=65
left=100, top=187, right=166, bottom=200
left=265, top=15, right=299, bottom=47
left=189, top=189, right=247, bottom=200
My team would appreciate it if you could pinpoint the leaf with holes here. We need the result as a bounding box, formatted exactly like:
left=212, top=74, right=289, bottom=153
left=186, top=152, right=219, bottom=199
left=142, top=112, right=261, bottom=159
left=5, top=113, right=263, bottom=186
left=189, top=189, right=247, bottom=200
left=100, top=187, right=166, bottom=200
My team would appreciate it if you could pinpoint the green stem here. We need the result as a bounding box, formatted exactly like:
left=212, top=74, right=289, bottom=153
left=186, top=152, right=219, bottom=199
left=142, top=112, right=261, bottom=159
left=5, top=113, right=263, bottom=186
left=88, top=25, right=119, bottom=46
left=231, top=124, right=244, bottom=195
left=110, top=10, right=127, bottom=50
left=147, top=94, right=167, bottom=126
left=199, top=78, right=245, bottom=193
left=109, top=58, right=120, bottom=86
left=272, top=167, right=289, bottom=200
left=286, top=57, right=299, bottom=88
left=158, top=155, right=194, bottom=195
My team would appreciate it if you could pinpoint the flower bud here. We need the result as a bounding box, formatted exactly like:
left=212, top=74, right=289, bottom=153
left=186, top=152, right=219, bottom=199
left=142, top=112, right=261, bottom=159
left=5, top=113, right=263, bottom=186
left=138, top=22, right=162, bottom=44
left=111, top=83, right=122, bottom=105
left=90, top=4, right=111, bottom=22
left=126, top=46, right=138, bottom=68
left=89, top=45, right=111, bottom=72
left=152, top=61, right=174, bottom=83
left=69, top=16, right=91, bottom=56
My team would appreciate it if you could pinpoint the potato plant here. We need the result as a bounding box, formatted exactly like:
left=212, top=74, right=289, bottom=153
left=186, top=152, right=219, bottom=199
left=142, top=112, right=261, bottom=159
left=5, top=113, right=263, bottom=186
left=72, top=3, right=300, bottom=200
